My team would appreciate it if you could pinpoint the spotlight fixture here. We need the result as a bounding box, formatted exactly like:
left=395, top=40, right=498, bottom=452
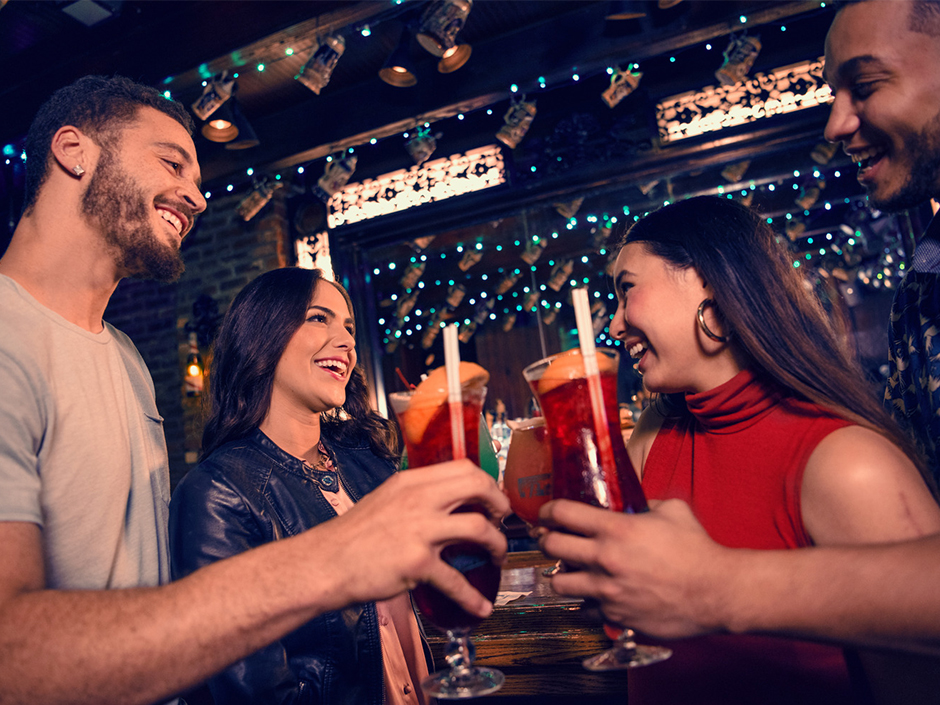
left=605, top=1, right=647, bottom=20
left=201, top=100, right=238, bottom=143
left=416, top=0, right=472, bottom=58
left=224, top=100, right=259, bottom=150
left=296, top=34, right=345, bottom=94
left=437, top=43, right=471, bottom=73
left=379, top=29, right=418, bottom=87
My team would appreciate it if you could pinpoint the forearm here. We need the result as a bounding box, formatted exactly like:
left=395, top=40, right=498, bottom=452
left=0, top=535, right=335, bottom=705
left=719, top=537, right=940, bottom=653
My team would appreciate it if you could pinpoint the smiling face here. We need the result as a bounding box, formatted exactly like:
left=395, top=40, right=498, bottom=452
left=823, top=1, right=940, bottom=211
left=268, top=281, right=357, bottom=421
left=81, top=106, right=206, bottom=281
left=609, top=242, right=718, bottom=394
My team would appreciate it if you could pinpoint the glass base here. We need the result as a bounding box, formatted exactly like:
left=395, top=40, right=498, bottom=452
left=421, top=665, right=505, bottom=699
left=582, top=643, right=672, bottom=671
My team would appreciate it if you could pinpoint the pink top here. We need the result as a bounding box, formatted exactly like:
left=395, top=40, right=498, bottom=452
left=320, top=460, right=429, bottom=705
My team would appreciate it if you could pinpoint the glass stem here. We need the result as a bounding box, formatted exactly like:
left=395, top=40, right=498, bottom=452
left=444, top=628, right=475, bottom=677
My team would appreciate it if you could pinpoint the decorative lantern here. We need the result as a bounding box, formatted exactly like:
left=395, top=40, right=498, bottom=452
left=400, top=260, right=426, bottom=290
left=721, top=160, right=751, bottom=183
left=495, top=96, right=537, bottom=149
left=236, top=180, right=283, bottom=222
left=810, top=141, right=839, bottom=165
left=296, top=35, right=345, bottom=95
left=416, top=0, right=473, bottom=57
left=547, top=259, right=574, bottom=292
left=520, top=236, right=546, bottom=265
left=715, top=34, right=762, bottom=86
left=314, top=152, right=357, bottom=202
left=405, top=126, right=441, bottom=166
left=601, top=68, right=643, bottom=109
left=191, top=71, right=235, bottom=121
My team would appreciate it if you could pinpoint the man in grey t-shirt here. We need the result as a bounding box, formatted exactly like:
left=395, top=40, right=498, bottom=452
left=0, top=75, right=509, bottom=705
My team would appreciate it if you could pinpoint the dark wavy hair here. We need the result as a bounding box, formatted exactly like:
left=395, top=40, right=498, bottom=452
left=24, top=75, right=194, bottom=215
left=619, top=196, right=934, bottom=493
left=201, top=267, right=400, bottom=462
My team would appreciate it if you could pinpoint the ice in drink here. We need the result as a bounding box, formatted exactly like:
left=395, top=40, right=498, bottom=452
left=389, top=363, right=501, bottom=632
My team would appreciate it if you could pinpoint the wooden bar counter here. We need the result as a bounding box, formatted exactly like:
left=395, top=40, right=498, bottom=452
left=419, top=551, right=630, bottom=703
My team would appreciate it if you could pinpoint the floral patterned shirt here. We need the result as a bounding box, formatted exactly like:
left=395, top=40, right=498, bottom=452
left=884, top=216, right=940, bottom=487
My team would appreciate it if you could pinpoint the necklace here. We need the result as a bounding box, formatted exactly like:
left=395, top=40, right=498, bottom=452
left=303, top=440, right=339, bottom=492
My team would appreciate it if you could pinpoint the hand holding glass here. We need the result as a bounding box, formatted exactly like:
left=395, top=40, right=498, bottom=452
left=524, top=348, right=672, bottom=669
left=389, top=370, right=504, bottom=699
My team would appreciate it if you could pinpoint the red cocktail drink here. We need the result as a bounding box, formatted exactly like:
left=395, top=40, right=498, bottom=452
left=390, top=379, right=500, bottom=633
left=523, top=347, right=671, bottom=671
left=524, top=349, right=646, bottom=513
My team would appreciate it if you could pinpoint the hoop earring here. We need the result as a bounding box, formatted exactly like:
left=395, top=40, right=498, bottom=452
left=696, top=299, right=731, bottom=343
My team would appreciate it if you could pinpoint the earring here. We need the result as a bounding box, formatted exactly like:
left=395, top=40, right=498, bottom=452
left=697, top=299, right=731, bottom=343
left=72, top=165, right=85, bottom=177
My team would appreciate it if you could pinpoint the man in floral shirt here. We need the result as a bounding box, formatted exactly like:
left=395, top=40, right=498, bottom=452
left=884, top=217, right=940, bottom=487
left=823, top=0, right=940, bottom=488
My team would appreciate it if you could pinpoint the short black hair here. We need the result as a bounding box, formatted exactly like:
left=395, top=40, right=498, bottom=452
left=834, top=0, right=940, bottom=37
left=23, top=75, right=194, bottom=214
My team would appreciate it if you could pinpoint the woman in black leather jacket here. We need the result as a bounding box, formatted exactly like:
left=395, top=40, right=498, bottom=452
left=170, top=267, right=431, bottom=705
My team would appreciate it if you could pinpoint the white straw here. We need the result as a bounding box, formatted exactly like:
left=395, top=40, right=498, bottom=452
left=572, top=288, right=599, bottom=376
left=443, top=324, right=467, bottom=459
left=572, top=288, right=616, bottom=486
left=444, top=324, right=462, bottom=404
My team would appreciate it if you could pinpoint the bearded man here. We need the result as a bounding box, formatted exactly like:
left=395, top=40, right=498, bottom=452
left=0, top=75, right=508, bottom=705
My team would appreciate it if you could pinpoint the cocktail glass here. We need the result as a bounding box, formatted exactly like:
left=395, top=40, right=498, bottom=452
left=389, top=381, right=504, bottom=699
left=523, top=348, right=672, bottom=670
left=502, top=416, right=552, bottom=526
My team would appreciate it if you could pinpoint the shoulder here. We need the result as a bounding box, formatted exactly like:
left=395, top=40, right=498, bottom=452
left=801, top=426, right=940, bottom=544
left=176, top=440, right=268, bottom=498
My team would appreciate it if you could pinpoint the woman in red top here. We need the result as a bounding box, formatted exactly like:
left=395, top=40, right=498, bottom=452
left=563, top=196, right=940, bottom=703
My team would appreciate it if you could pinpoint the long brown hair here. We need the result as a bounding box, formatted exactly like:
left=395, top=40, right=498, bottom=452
left=201, top=267, right=400, bottom=462
left=620, top=196, right=935, bottom=495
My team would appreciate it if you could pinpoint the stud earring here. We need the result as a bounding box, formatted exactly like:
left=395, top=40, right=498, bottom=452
left=72, top=165, right=85, bottom=177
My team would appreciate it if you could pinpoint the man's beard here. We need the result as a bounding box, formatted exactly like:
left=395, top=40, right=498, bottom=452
left=870, top=109, right=940, bottom=213
left=81, top=148, right=185, bottom=282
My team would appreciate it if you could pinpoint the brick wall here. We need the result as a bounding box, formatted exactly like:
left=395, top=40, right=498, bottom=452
left=104, top=187, right=290, bottom=489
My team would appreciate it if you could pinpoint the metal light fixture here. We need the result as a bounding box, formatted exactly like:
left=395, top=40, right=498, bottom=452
left=296, top=34, right=346, bottom=94
left=416, top=0, right=472, bottom=57
left=201, top=100, right=238, bottom=143
left=437, top=43, right=471, bottom=73
left=224, top=100, right=259, bottom=150
left=605, top=1, right=647, bottom=20
left=379, top=29, right=418, bottom=87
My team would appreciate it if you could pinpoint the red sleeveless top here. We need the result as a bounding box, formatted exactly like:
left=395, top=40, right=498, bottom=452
left=630, top=370, right=858, bottom=705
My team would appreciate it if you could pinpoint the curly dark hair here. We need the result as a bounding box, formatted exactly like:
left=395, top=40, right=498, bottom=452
left=201, top=267, right=400, bottom=463
left=24, top=75, right=193, bottom=214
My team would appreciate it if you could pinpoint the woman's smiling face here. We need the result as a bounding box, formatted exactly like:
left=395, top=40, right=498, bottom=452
left=609, top=242, right=714, bottom=394
left=268, top=281, right=357, bottom=419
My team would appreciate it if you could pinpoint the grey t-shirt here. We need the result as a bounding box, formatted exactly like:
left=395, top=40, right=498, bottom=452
left=0, top=274, right=171, bottom=589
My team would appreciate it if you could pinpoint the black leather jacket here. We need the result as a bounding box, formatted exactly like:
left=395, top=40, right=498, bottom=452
left=169, top=428, right=420, bottom=705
